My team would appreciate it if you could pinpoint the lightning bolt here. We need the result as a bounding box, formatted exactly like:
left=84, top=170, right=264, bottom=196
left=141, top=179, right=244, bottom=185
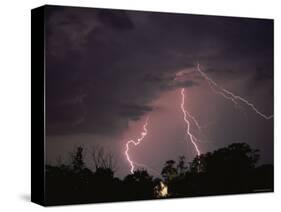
left=125, top=117, right=150, bottom=174
left=180, top=88, right=201, bottom=156
left=196, top=63, right=273, bottom=120
left=123, top=62, right=272, bottom=175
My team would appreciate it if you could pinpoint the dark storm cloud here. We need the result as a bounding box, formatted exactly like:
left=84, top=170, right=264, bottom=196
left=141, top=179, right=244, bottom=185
left=254, top=65, right=274, bottom=82
left=45, top=6, right=273, bottom=136
left=119, top=103, right=153, bottom=121
left=97, top=9, right=135, bottom=30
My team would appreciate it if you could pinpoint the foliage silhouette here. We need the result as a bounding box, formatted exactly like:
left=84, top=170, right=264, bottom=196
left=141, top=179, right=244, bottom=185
left=123, top=169, right=154, bottom=199
left=161, top=160, right=178, bottom=182
left=45, top=143, right=273, bottom=205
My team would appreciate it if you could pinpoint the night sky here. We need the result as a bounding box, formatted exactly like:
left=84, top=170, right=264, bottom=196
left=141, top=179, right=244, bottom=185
left=45, top=5, right=273, bottom=177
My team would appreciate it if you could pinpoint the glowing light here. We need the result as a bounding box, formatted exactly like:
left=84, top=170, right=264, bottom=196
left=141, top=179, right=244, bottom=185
left=123, top=62, right=272, bottom=175
left=154, top=181, right=168, bottom=198
left=196, top=63, right=273, bottom=120
left=180, top=88, right=201, bottom=156
left=125, top=117, right=149, bottom=174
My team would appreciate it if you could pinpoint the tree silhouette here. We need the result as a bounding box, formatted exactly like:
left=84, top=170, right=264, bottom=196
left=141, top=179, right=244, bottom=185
left=177, top=156, right=188, bottom=176
left=70, top=146, right=85, bottom=171
left=186, top=143, right=261, bottom=195
left=190, top=143, right=260, bottom=174
left=161, top=160, right=178, bottom=182
left=45, top=142, right=273, bottom=205
left=92, top=145, right=117, bottom=171
left=123, top=169, right=154, bottom=199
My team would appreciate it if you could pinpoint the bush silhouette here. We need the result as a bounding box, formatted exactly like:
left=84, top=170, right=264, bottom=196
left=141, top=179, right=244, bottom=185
left=45, top=143, right=273, bottom=205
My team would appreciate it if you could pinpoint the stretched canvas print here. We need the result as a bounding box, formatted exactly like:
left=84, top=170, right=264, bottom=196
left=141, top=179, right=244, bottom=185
left=31, top=5, right=274, bottom=206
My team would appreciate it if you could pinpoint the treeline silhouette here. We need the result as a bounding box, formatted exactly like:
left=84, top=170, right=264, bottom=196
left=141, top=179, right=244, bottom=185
left=45, top=143, right=273, bottom=205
